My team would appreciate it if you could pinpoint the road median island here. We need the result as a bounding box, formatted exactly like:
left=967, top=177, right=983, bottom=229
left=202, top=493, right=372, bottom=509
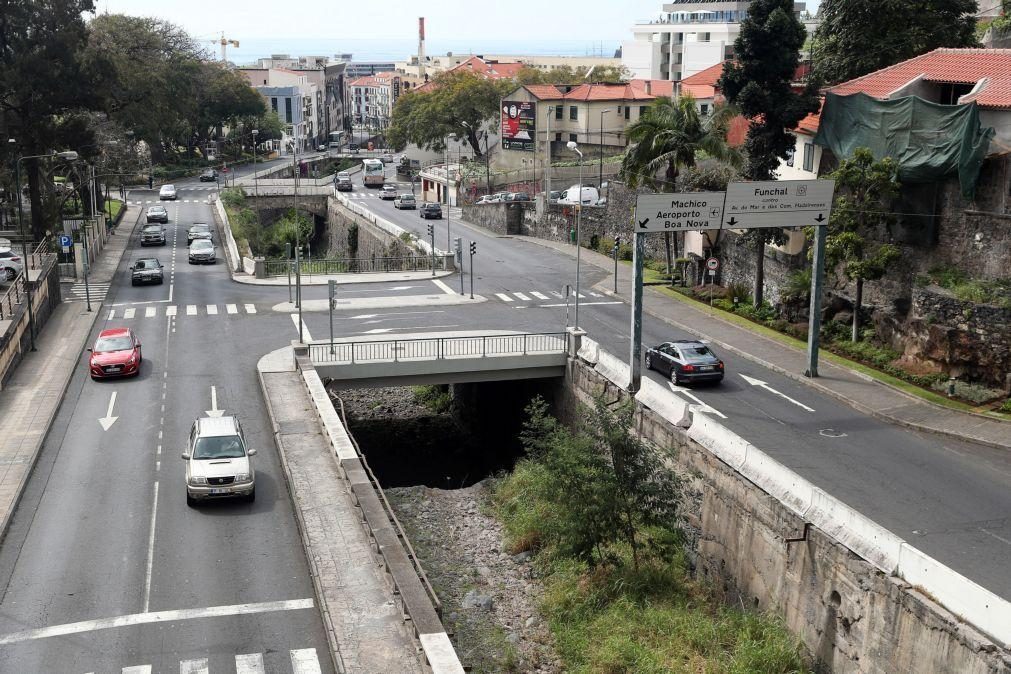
left=257, top=346, right=463, bottom=673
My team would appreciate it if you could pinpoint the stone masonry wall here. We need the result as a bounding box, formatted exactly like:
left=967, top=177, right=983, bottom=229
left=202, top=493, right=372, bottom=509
left=556, top=357, right=1010, bottom=674
left=326, top=196, right=412, bottom=259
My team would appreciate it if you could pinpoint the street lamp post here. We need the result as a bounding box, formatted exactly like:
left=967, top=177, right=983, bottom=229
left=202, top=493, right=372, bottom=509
left=566, top=140, right=584, bottom=330
left=251, top=129, right=259, bottom=197
left=445, top=133, right=457, bottom=253
left=9, top=145, right=79, bottom=350
left=545, top=106, right=553, bottom=208
left=598, top=109, right=611, bottom=191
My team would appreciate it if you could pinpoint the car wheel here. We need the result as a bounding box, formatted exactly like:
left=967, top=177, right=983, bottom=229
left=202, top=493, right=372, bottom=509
left=670, top=368, right=680, bottom=385
left=186, top=494, right=197, bottom=508
left=645, top=354, right=652, bottom=371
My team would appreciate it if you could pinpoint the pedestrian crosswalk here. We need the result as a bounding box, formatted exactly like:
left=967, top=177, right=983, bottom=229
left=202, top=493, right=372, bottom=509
left=64, top=282, right=111, bottom=303
left=86, top=647, right=322, bottom=673
left=493, top=289, right=605, bottom=303
left=107, top=303, right=258, bottom=320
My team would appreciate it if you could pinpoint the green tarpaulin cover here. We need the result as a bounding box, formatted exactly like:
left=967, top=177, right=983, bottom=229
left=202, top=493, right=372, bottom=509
left=813, top=92, right=995, bottom=197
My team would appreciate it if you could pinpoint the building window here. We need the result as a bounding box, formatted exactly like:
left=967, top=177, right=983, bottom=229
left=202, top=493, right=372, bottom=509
left=271, top=98, right=278, bottom=113
left=285, top=98, right=292, bottom=123
left=555, top=106, right=562, bottom=120
left=555, top=132, right=562, bottom=141
left=802, top=143, right=814, bottom=172
left=569, top=133, right=577, bottom=142
left=785, top=147, right=795, bottom=167
left=569, top=106, right=578, bottom=120
left=616, top=105, right=622, bottom=114
left=700, top=103, right=709, bottom=115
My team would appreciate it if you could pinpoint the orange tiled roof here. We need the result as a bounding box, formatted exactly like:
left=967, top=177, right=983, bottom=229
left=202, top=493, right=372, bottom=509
left=451, top=56, right=525, bottom=80
left=564, top=83, right=656, bottom=101
left=795, top=100, right=823, bottom=135
left=679, top=62, right=725, bottom=87
left=629, top=79, right=675, bottom=97
left=524, top=85, right=565, bottom=100
left=829, top=48, right=1011, bottom=110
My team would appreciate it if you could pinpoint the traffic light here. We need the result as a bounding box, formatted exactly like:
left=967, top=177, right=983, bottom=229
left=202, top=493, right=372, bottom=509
left=454, top=237, right=462, bottom=254
left=469, top=241, right=477, bottom=255
left=426, top=223, right=433, bottom=238
left=147, top=175, right=153, bottom=189
left=614, top=236, right=621, bottom=248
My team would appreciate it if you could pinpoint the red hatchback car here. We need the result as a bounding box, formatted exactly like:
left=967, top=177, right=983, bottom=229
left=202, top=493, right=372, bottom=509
left=89, top=327, right=142, bottom=379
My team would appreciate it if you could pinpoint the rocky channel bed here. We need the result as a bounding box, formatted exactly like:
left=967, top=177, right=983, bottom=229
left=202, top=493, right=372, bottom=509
left=331, top=385, right=561, bottom=673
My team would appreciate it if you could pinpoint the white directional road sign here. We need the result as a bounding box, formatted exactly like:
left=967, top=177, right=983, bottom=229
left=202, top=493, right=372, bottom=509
left=634, top=192, right=725, bottom=232
left=723, top=179, right=835, bottom=229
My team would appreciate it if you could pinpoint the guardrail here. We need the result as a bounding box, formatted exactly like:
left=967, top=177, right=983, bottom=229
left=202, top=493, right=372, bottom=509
left=310, top=332, right=567, bottom=364
left=263, top=255, right=453, bottom=277
left=0, top=274, right=28, bottom=320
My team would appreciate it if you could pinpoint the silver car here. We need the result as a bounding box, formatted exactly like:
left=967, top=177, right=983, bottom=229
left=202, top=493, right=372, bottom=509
left=0, top=248, right=24, bottom=282
left=182, top=416, right=256, bottom=505
left=188, top=239, right=215, bottom=264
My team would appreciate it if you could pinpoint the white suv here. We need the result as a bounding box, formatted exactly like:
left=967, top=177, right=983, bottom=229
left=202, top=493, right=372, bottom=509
left=182, top=416, right=257, bottom=505
left=0, top=248, right=24, bottom=282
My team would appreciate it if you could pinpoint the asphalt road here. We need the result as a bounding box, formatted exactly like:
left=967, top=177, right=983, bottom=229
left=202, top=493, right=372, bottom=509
left=0, top=191, right=333, bottom=672
left=301, top=163, right=1011, bottom=601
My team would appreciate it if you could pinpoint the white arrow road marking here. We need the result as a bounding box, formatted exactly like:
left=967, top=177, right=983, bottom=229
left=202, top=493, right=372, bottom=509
left=668, top=383, right=727, bottom=419
left=363, top=328, right=395, bottom=334
left=739, top=374, right=815, bottom=412
left=346, top=310, right=446, bottom=320
left=206, top=386, right=224, bottom=418
left=98, top=392, right=119, bottom=430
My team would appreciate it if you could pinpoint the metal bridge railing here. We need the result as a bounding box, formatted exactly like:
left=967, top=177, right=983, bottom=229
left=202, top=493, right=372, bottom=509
left=0, top=274, right=28, bottom=320
left=263, top=255, right=453, bottom=277
left=309, top=332, right=568, bottom=364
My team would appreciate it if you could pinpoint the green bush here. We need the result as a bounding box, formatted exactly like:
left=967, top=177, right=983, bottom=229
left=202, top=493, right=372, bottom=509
left=411, top=385, right=452, bottom=413
left=725, top=282, right=751, bottom=305
left=930, top=379, right=1005, bottom=405
left=220, top=187, right=246, bottom=208
left=999, top=399, right=1011, bottom=414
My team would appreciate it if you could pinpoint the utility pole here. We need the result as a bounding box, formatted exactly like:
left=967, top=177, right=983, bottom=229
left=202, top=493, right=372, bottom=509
left=613, top=236, right=620, bottom=294
left=328, top=279, right=336, bottom=355
left=469, top=241, right=476, bottom=299
left=455, top=238, right=463, bottom=295
left=427, top=223, right=436, bottom=276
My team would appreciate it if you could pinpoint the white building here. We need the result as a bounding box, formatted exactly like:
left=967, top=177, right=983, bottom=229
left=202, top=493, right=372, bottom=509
left=623, top=0, right=808, bottom=81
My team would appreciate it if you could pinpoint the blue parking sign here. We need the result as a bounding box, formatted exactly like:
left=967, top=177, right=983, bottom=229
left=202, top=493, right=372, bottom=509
left=59, top=235, right=72, bottom=247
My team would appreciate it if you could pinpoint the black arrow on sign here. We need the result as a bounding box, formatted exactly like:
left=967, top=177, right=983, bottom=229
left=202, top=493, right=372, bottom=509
left=638, top=217, right=650, bottom=229
left=726, top=216, right=739, bottom=227
left=814, top=213, right=826, bottom=223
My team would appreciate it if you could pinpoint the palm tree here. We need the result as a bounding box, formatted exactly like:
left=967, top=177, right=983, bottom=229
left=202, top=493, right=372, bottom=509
left=620, top=93, right=741, bottom=275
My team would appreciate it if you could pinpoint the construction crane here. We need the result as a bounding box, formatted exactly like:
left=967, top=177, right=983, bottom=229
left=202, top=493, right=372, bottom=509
left=209, top=32, right=240, bottom=63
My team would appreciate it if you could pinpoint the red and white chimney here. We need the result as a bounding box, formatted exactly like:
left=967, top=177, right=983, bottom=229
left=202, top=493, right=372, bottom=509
left=418, top=17, right=427, bottom=78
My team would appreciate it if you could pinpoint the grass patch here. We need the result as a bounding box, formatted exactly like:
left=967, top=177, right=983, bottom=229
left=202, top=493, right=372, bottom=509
left=919, top=266, right=1011, bottom=309
left=104, top=199, right=123, bottom=221
left=412, top=385, right=452, bottom=414
left=219, top=188, right=253, bottom=258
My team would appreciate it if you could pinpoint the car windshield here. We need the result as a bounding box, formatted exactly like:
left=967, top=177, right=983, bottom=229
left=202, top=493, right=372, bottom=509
left=193, top=434, right=245, bottom=459
left=400, top=195, right=414, bottom=201
left=135, top=260, right=158, bottom=269
left=192, top=240, right=212, bottom=250
left=95, top=336, right=133, bottom=352
left=143, top=225, right=161, bottom=231
left=680, top=346, right=717, bottom=363
left=190, top=224, right=210, bottom=231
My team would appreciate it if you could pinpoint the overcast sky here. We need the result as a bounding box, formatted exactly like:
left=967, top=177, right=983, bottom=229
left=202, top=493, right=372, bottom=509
left=96, top=0, right=663, bottom=42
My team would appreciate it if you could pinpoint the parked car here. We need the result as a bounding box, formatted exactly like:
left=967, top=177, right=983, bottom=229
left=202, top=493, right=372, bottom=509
left=644, top=340, right=725, bottom=385
left=159, top=184, right=177, bottom=200
left=475, top=195, right=493, bottom=205
left=379, top=184, right=397, bottom=200
left=393, top=194, right=416, bottom=209
left=559, top=185, right=599, bottom=206
left=146, top=205, right=168, bottom=224
left=140, top=224, right=166, bottom=246
left=0, top=248, right=24, bottom=282
left=199, top=169, right=218, bottom=182
left=380, top=154, right=394, bottom=164
left=317, top=144, right=327, bottom=152
left=188, top=239, right=216, bottom=264
left=509, top=192, right=531, bottom=202
left=336, top=177, right=353, bottom=192
left=336, top=171, right=351, bottom=180
left=88, top=327, right=142, bottom=379
left=348, top=143, right=360, bottom=154
left=419, top=202, right=442, bottom=219
left=130, top=257, right=164, bottom=285
left=182, top=416, right=257, bottom=505
left=547, top=190, right=563, bottom=203
left=187, top=223, right=212, bottom=245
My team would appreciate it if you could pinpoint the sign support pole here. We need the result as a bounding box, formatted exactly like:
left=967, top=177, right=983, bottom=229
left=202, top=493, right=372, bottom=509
left=805, top=224, right=827, bottom=377
left=629, top=228, right=645, bottom=394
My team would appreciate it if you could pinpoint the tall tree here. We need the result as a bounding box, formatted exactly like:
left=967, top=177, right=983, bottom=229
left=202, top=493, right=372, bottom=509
left=620, top=94, right=741, bottom=274
left=814, top=0, right=978, bottom=85
left=1, top=0, right=98, bottom=239
left=386, top=70, right=515, bottom=156
left=719, top=0, right=819, bottom=308
left=825, top=148, right=902, bottom=342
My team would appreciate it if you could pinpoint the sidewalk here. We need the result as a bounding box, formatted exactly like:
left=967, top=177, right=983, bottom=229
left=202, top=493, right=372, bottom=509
left=515, top=235, right=1011, bottom=450
left=234, top=269, right=455, bottom=286
left=0, top=208, right=137, bottom=540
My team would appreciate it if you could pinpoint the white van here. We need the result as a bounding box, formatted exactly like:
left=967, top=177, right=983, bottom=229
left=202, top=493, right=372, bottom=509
left=559, top=185, right=599, bottom=206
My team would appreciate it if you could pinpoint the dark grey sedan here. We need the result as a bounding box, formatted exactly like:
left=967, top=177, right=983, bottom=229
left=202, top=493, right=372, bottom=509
left=419, top=202, right=442, bottom=219
left=130, top=258, right=164, bottom=285
left=644, top=340, right=725, bottom=385
left=146, top=206, right=168, bottom=224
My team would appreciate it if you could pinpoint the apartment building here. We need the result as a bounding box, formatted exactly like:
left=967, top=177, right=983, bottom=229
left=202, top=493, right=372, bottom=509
left=240, top=68, right=320, bottom=153
left=348, top=72, right=404, bottom=130
left=623, top=0, right=810, bottom=81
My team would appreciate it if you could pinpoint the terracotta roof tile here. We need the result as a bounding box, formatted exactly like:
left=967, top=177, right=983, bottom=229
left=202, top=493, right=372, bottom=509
left=829, top=48, right=1011, bottom=110
left=451, top=56, right=525, bottom=80
left=679, top=62, right=725, bottom=87
left=524, top=85, right=565, bottom=100
left=564, top=83, right=655, bottom=101
left=681, top=83, right=715, bottom=100
left=629, top=79, right=675, bottom=97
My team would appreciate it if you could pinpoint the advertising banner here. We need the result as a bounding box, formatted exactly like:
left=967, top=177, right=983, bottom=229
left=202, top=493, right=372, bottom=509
left=501, top=101, right=536, bottom=151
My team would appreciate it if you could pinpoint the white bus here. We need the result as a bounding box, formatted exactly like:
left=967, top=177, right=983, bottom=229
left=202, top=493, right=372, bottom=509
left=362, top=158, right=385, bottom=187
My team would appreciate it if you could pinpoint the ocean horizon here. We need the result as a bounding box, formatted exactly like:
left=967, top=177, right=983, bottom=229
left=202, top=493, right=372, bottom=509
left=225, top=37, right=621, bottom=65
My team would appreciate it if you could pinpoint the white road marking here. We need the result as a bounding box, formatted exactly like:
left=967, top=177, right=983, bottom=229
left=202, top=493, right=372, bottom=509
left=226, top=303, right=238, bottom=314
left=0, top=598, right=315, bottom=645
left=206, top=386, right=224, bottom=418
left=145, top=307, right=156, bottom=318
left=291, top=313, right=313, bottom=341
left=538, top=301, right=622, bottom=308
left=206, top=304, right=218, bottom=315
left=98, top=392, right=119, bottom=431
left=244, top=303, right=256, bottom=314
left=123, top=308, right=136, bottom=319
left=590, top=292, right=603, bottom=297
left=186, top=305, right=197, bottom=316
left=108, top=309, right=115, bottom=319
left=530, top=291, right=549, bottom=300
left=179, top=658, right=208, bottom=674
left=432, top=279, right=455, bottom=295
left=142, top=482, right=159, bottom=613
left=668, top=383, right=728, bottom=419
left=290, top=649, right=322, bottom=674
left=166, top=305, right=177, bottom=316
left=122, top=667, right=151, bottom=674
left=513, top=292, right=531, bottom=301
left=495, top=293, right=514, bottom=302
left=738, top=374, right=815, bottom=412
left=235, top=653, right=266, bottom=674
left=550, top=290, right=563, bottom=298
left=363, top=328, right=394, bottom=334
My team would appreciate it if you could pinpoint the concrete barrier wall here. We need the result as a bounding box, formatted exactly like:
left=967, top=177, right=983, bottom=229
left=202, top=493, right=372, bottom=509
left=213, top=196, right=242, bottom=273
left=334, top=193, right=443, bottom=257
left=573, top=342, right=1011, bottom=660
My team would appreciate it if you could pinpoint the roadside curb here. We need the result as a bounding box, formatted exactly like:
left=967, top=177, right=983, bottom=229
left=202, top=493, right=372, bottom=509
left=596, top=283, right=1011, bottom=451
left=0, top=209, right=142, bottom=546
left=256, top=358, right=346, bottom=674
